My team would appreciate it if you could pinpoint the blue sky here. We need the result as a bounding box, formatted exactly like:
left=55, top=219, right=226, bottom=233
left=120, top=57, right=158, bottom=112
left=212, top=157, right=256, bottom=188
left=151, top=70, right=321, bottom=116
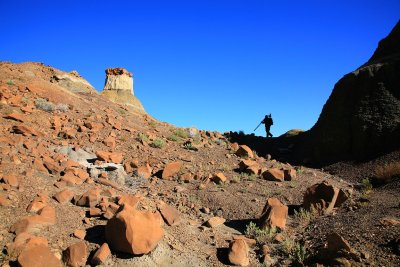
left=1, top=1, right=399, bottom=136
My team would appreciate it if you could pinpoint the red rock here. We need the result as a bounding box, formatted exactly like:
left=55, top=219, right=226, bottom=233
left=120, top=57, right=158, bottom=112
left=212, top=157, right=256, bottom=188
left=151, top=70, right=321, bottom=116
left=136, top=164, right=152, bottom=179
left=33, top=158, right=48, bottom=173
left=64, top=241, right=88, bottom=267
left=180, top=172, right=192, bottom=182
left=12, top=125, right=42, bottom=137
left=162, top=161, right=182, bottom=179
left=91, top=243, right=111, bottom=265
left=95, top=151, right=123, bottom=164
left=259, top=198, right=288, bottom=230
left=89, top=207, right=102, bottom=217
left=96, top=178, right=120, bottom=189
left=54, top=189, right=74, bottom=204
left=17, top=244, right=61, bottom=267
left=26, top=195, right=48, bottom=213
left=303, top=182, right=348, bottom=214
left=262, top=168, right=284, bottom=182
left=118, top=194, right=141, bottom=208
left=73, top=229, right=86, bottom=239
left=206, top=217, right=226, bottom=228
left=232, top=235, right=257, bottom=246
left=0, top=194, right=11, bottom=206
left=10, top=206, right=56, bottom=235
left=103, top=136, right=116, bottom=149
left=228, top=239, right=250, bottom=266
left=2, top=174, right=19, bottom=187
left=158, top=203, right=181, bottom=226
left=4, top=111, right=25, bottom=122
left=58, top=127, right=76, bottom=139
left=124, top=159, right=139, bottom=173
left=212, top=172, right=227, bottom=183
left=284, top=168, right=297, bottom=181
left=327, top=232, right=354, bottom=253
left=43, top=155, right=62, bottom=174
left=84, top=121, right=103, bottom=132
left=65, top=159, right=80, bottom=168
left=231, top=142, right=240, bottom=151
left=20, top=105, right=34, bottom=113
left=75, top=188, right=101, bottom=207
left=105, top=204, right=164, bottom=255
left=61, top=173, right=83, bottom=186
left=235, top=145, right=254, bottom=159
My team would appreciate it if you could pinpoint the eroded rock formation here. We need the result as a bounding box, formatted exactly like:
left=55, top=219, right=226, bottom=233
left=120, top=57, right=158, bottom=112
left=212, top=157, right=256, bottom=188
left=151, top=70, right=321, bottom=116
left=101, top=67, right=145, bottom=113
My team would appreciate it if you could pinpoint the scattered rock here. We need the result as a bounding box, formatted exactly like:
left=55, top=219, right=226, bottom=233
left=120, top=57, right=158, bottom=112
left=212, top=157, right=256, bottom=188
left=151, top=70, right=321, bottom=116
left=53, top=189, right=74, bottom=204
left=105, top=204, right=164, bottom=255
left=228, top=239, right=250, bottom=266
left=206, top=216, right=226, bottom=228
left=259, top=198, right=288, bottom=230
left=235, top=145, right=254, bottom=159
left=262, top=168, right=284, bottom=182
left=284, top=168, right=297, bottom=181
left=158, top=203, right=181, bottom=226
left=212, top=172, right=227, bottom=183
left=18, top=244, right=61, bottom=267
left=303, top=182, right=348, bottom=214
left=91, top=243, right=111, bottom=265
left=64, top=241, right=88, bottom=267
left=162, top=161, right=182, bottom=179
left=73, top=229, right=86, bottom=239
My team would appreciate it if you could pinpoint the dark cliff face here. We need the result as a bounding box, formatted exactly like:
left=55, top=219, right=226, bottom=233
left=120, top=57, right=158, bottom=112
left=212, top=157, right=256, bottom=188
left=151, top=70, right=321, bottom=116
left=300, top=20, right=400, bottom=165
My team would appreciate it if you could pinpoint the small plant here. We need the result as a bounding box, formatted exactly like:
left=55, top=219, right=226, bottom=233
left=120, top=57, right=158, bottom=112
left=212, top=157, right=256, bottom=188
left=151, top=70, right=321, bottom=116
left=150, top=138, right=165, bottom=148
left=6, top=80, right=14, bottom=86
left=282, top=239, right=308, bottom=264
left=174, top=128, right=188, bottom=139
left=136, top=132, right=149, bottom=142
left=167, top=134, right=178, bottom=141
left=35, top=98, right=68, bottom=112
left=118, top=108, right=127, bottom=116
left=361, top=178, right=373, bottom=192
left=245, top=221, right=277, bottom=243
left=240, top=172, right=257, bottom=181
left=294, top=208, right=313, bottom=224
left=183, top=141, right=197, bottom=151
left=149, top=121, right=157, bottom=128
left=192, top=133, right=202, bottom=145
left=231, top=175, right=241, bottom=183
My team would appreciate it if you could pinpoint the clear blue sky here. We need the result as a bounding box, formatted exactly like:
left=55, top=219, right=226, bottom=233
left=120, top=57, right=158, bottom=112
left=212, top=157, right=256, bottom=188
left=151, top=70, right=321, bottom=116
left=1, top=1, right=399, bottom=136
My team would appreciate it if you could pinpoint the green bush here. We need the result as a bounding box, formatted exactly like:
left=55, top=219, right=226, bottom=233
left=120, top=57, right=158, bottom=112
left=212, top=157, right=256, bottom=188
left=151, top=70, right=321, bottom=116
left=150, top=138, right=165, bottom=148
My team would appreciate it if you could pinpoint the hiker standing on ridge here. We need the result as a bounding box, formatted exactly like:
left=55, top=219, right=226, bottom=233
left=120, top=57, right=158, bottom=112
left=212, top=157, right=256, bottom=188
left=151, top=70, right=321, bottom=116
left=261, top=114, right=273, bottom=138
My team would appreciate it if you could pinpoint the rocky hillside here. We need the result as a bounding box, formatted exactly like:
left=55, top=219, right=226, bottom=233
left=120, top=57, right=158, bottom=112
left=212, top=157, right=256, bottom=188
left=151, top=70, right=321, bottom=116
left=0, top=62, right=399, bottom=267
left=298, top=20, right=400, bottom=165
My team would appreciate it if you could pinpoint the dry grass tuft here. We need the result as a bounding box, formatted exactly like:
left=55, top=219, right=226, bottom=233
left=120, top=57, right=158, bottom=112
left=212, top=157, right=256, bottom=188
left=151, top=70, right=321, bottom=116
left=374, top=162, right=400, bottom=185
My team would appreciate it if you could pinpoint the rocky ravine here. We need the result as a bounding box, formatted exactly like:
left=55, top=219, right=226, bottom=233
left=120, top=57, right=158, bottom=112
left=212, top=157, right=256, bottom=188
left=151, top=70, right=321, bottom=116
left=0, top=61, right=399, bottom=267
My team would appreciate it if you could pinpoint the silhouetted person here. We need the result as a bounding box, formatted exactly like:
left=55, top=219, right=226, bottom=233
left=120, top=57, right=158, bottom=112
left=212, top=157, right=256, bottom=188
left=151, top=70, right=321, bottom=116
left=261, top=114, right=273, bottom=138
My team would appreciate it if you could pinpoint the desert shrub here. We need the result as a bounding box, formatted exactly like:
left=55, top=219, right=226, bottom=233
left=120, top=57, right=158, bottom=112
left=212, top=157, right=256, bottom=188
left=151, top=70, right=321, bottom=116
left=35, top=98, right=55, bottom=111
left=294, top=208, right=314, bottom=224
left=174, top=128, right=188, bottom=139
left=361, top=178, right=373, bottom=192
left=245, top=221, right=277, bottom=243
left=150, top=138, right=164, bottom=148
left=6, top=80, right=14, bottom=86
left=183, top=141, right=197, bottom=151
left=149, top=121, right=157, bottom=128
left=374, top=162, right=400, bottom=185
left=231, top=175, right=241, bottom=183
left=35, top=98, right=68, bottom=112
left=55, top=103, right=68, bottom=112
left=136, top=132, right=149, bottom=142
left=282, top=239, right=308, bottom=264
left=167, top=134, right=178, bottom=141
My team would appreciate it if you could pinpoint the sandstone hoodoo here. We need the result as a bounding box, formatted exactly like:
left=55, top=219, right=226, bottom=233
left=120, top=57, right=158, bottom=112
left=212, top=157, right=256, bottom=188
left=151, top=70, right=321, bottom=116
left=101, top=67, right=145, bottom=113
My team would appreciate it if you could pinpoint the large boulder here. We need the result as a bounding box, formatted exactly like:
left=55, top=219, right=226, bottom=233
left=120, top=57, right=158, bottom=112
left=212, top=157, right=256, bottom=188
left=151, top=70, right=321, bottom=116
left=298, top=21, right=400, bottom=164
left=105, top=204, right=164, bottom=255
left=259, top=198, right=288, bottom=230
left=101, top=68, right=145, bottom=113
left=303, top=182, right=348, bottom=214
left=228, top=239, right=250, bottom=266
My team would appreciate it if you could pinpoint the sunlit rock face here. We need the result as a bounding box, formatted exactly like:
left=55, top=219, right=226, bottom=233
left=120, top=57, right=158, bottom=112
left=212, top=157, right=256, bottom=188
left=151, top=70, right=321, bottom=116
left=101, top=68, right=145, bottom=113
